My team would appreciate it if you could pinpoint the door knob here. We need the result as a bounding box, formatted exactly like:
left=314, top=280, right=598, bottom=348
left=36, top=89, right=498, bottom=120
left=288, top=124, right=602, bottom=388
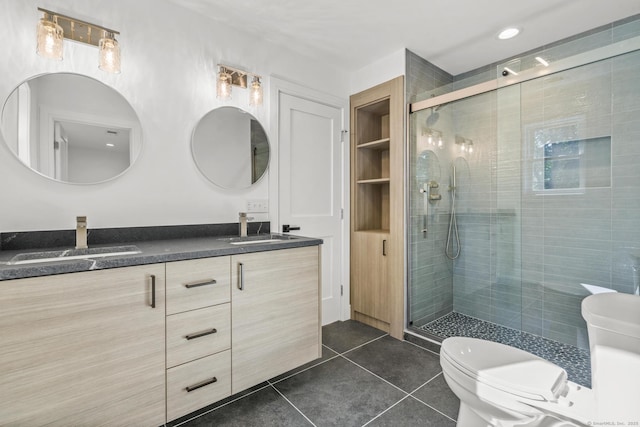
left=282, top=224, right=301, bottom=233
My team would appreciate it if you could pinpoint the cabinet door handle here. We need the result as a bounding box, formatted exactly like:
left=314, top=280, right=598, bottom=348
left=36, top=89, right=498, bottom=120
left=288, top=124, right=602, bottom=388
left=185, top=279, right=217, bottom=289
left=382, top=240, right=387, bottom=256
left=185, top=376, right=218, bottom=392
left=150, top=274, right=156, bottom=308
left=238, top=262, right=244, bottom=290
left=185, top=328, right=217, bottom=340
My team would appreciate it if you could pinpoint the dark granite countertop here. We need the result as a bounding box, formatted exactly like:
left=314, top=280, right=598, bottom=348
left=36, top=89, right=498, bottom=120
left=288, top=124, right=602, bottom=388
left=0, top=233, right=322, bottom=281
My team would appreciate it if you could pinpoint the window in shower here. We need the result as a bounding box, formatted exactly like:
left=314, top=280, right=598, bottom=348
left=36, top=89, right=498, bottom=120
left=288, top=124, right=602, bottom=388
left=526, top=120, right=611, bottom=193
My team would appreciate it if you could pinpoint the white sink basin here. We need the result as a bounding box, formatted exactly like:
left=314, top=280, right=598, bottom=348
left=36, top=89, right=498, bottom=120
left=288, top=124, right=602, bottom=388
left=8, top=245, right=141, bottom=265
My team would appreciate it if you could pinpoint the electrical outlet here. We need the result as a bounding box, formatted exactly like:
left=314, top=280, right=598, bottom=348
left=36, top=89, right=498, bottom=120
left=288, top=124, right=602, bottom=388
left=247, top=199, right=268, bottom=213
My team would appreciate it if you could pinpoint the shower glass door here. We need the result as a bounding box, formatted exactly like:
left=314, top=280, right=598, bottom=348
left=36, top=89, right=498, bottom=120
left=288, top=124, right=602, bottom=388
left=409, top=47, right=640, bottom=352
left=408, top=88, right=524, bottom=334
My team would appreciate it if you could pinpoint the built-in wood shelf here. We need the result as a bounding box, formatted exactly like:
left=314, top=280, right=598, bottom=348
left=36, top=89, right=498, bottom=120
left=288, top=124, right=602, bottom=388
left=357, top=138, right=390, bottom=150
left=357, top=178, right=390, bottom=185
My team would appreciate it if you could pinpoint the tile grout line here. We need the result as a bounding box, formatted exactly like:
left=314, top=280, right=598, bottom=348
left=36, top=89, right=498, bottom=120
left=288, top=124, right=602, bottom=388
left=336, top=333, right=389, bottom=356
left=403, top=335, right=441, bottom=357
left=269, top=383, right=318, bottom=427
left=360, top=395, right=412, bottom=427
left=408, top=372, right=458, bottom=423
left=339, top=354, right=410, bottom=396
left=172, top=383, right=273, bottom=427
left=268, top=348, right=341, bottom=386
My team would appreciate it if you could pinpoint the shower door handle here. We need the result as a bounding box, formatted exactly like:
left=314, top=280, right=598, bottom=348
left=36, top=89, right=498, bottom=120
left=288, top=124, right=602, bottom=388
left=382, top=239, right=387, bottom=256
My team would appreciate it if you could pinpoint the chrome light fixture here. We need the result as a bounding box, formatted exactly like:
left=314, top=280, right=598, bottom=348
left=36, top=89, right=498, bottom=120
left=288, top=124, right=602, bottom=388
left=36, top=11, right=63, bottom=60
left=36, top=8, right=121, bottom=73
left=217, top=64, right=263, bottom=106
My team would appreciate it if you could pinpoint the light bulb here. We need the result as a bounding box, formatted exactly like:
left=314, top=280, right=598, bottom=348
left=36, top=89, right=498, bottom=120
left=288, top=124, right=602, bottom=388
left=217, top=72, right=232, bottom=100
left=437, top=137, right=443, bottom=148
left=98, top=33, right=121, bottom=74
left=460, top=142, right=466, bottom=152
left=249, top=76, right=263, bottom=106
left=468, top=144, right=474, bottom=154
left=427, top=134, right=433, bottom=145
left=36, top=15, right=63, bottom=60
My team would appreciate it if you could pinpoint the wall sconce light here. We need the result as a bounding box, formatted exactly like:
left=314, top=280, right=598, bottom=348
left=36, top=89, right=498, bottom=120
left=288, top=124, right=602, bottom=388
left=36, top=11, right=63, bottom=60
left=422, top=128, right=443, bottom=149
left=217, top=64, right=263, bottom=106
left=36, top=8, right=121, bottom=73
left=249, top=76, right=263, bottom=107
left=455, top=135, right=474, bottom=153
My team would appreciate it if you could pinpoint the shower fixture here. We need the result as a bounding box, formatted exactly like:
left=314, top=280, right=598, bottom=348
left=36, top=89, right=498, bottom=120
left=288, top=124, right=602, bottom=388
left=420, top=181, right=441, bottom=238
left=446, top=163, right=461, bottom=259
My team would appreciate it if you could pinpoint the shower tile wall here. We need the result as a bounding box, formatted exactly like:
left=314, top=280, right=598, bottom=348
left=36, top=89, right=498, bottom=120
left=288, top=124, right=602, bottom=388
left=406, top=50, right=456, bottom=326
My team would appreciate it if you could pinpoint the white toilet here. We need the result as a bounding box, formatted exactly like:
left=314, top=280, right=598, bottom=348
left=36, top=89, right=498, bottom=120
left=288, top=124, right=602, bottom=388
left=440, top=293, right=640, bottom=426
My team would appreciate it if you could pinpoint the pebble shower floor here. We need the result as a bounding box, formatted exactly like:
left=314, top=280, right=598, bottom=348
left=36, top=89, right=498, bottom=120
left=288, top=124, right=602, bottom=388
left=419, top=311, right=591, bottom=388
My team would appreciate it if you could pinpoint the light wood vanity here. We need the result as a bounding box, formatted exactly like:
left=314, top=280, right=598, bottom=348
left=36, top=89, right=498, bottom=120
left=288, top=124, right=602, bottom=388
left=0, top=244, right=321, bottom=425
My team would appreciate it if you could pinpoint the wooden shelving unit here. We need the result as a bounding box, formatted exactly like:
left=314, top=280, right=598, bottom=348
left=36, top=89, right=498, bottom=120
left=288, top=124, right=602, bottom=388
left=350, top=76, right=404, bottom=339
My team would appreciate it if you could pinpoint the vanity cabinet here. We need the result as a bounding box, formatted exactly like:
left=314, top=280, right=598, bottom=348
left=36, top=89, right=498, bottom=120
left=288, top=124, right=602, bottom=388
left=165, top=257, right=232, bottom=422
left=0, top=265, right=166, bottom=427
left=0, top=243, right=321, bottom=424
left=231, top=246, right=321, bottom=393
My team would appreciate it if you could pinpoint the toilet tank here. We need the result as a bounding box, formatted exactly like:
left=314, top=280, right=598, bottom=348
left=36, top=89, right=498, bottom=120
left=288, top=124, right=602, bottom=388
left=582, top=293, right=640, bottom=421
left=582, top=293, right=640, bottom=353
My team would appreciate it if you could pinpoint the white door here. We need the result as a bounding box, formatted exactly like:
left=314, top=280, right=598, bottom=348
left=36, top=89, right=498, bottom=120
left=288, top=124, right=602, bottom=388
left=278, top=92, right=344, bottom=325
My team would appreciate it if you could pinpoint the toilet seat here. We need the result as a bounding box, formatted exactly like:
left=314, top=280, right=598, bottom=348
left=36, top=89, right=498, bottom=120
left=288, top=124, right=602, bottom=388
left=441, top=337, right=594, bottom=426
left=441, top=337, right=568, bottom=402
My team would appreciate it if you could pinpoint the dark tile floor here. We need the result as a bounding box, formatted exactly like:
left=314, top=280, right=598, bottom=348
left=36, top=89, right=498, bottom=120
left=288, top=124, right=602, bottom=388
left=172, top=320, right=460, bottom=427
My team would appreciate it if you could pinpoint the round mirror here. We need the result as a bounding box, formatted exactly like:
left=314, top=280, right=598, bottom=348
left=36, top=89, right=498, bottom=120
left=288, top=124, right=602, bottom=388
left=416, top=149, right=441, bottom=183
left=1, top=73, right=142, bottom=184
left=192, top=106, right=270, bottom=189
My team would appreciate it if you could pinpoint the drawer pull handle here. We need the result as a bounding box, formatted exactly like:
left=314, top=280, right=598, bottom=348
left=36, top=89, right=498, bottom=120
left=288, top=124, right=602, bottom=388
left=238, top=262, right=244, bottom=290
left=150, top=274, right=156, bottom=308
left=186, top=376, right=218, bottom=392
left=185, top=328, right=218, bottom=340
left=185, top=279, right=217, bottom=289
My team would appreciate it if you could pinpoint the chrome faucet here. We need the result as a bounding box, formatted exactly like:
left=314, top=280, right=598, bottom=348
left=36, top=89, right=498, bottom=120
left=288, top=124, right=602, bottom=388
left=238, top=212, right=254, bottom=237
left=76, top=216, right=88, bottom=249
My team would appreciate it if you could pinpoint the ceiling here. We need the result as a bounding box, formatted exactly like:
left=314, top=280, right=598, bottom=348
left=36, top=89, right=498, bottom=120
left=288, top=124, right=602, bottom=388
left=170, top=0, right=640, bottom=76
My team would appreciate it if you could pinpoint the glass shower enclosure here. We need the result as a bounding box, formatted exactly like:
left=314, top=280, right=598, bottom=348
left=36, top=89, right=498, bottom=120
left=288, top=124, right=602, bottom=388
left=407, top=43, right=640, bottom=352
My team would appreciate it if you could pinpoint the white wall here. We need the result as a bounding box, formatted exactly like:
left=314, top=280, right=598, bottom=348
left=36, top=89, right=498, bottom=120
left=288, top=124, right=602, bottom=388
left=0, top=0, right=350, bottom=231
left=350, top=48, right=406, bottom=95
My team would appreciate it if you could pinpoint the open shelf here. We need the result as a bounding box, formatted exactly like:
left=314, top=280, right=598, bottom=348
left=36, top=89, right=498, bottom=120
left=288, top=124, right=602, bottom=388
left=357, top=137, right=390, bottom=150
left=357, top=178, right=390, bottom=184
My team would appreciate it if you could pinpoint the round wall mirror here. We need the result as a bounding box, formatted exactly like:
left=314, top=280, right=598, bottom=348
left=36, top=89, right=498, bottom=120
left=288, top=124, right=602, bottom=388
left=0, top=73, right=142, bottom=184
left=192, top=106, right=270, bottom=189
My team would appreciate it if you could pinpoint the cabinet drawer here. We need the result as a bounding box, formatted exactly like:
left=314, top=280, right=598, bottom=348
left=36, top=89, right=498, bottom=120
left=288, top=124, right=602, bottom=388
left=167, top=350, right=231, bottom=422
left=167, top=304, right=231, bottom=368
left=166, top=257, right=230, bottom=314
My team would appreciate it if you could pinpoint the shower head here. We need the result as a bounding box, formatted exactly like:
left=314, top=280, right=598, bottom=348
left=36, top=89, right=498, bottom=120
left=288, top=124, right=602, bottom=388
left=426, top=102, right=447, bottom=127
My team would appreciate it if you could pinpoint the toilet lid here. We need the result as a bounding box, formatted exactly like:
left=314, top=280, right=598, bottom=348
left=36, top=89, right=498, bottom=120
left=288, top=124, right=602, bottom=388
left=441, top=337, right=568, bottom=402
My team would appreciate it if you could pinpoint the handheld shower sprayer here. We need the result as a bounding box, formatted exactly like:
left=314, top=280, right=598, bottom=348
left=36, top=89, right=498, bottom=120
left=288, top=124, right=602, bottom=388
left=446, top=163, right=461, bottom=260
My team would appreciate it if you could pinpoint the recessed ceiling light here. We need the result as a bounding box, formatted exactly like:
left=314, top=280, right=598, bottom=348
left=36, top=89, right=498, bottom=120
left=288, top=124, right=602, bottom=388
left=498, top=27, right=520, bottom=40
left=106, top=143, right=115, bottom=147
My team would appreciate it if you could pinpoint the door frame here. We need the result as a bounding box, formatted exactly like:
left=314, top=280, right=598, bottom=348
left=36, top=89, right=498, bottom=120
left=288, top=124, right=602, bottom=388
left=269, top=75, right=351, bottom=322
